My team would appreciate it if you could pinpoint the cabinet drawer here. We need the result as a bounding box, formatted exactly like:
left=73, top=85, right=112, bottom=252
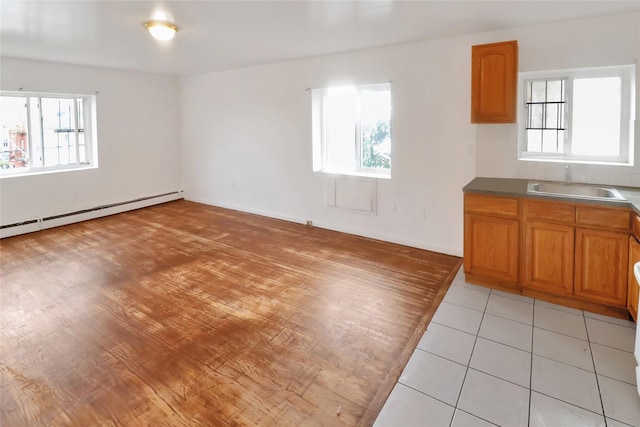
left=576, top=206, right=630, bottom=230
left=465, top=194, right=519, bottom=217
left=524, top=200, right=574, bottom=223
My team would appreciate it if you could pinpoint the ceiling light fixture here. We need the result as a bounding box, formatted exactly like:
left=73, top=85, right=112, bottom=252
left=144, top=21, right=178, bottom=41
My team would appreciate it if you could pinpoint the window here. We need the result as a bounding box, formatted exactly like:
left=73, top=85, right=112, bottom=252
left=312, top=83, right=391, bottom=177
left=0, top=91, right=96, bottom=175
left=518, top=65, right=635, bottom=165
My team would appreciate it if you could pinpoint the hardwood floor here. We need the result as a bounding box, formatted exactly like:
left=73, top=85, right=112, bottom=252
left=0, top=200, right=462, bottom=426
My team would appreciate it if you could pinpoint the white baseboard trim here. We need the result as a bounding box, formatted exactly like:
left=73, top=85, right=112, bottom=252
left=312, top=221, right=462, bottom=257
left=1, top=191, right=184, bottom=239
left=186, top=197, right=308, bottom=226
left=185, top=196, right=462, bottom=257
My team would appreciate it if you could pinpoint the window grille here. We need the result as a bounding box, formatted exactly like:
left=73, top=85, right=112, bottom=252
left=524, top=79, right=566, bottom=154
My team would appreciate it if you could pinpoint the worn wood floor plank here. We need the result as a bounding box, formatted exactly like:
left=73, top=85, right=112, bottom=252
left=1, top=200, right=461, bottom=426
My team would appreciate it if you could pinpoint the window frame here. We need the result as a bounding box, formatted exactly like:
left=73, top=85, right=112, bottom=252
left=517, top=64, right=635, bottom=165
left=312, top=82, right=392, bottom=178
left=0, top=90, right=97, bottom=177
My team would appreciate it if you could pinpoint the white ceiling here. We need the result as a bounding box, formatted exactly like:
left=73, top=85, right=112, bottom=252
left=1, top=1, right=638, bottom=77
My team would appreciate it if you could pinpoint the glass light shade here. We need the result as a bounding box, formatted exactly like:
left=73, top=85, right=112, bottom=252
left=145, top=22, right=177, bottom=41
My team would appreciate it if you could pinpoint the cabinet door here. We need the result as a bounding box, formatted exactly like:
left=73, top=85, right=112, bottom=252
left=575, top=228, right=628, bottom=306
left=464, top=213, right=519, bottom=283
left=628, top=235, right=640, bottom=321
left=471, top=40, right=518, bottom=123
left=524, top=221, right=574, bottom=295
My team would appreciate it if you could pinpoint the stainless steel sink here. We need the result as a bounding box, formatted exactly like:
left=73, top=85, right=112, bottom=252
left=527, top=181, right=627, bottom=201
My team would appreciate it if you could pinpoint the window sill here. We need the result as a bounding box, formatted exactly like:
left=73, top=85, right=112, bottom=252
left=0, top=164, right=98, bottom=179
left=518, top=157, right=633, bottom=167
left=316, top=168, right=391, bottom=180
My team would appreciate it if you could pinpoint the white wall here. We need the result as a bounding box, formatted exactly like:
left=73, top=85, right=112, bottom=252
left=180, top=12, right=639, bottom=257
left=0, top=57, right=181, bottom=225
left=474, top=13, right=640, bottom=186
left=3, top=14, right=635, bottom=254
left=180, top=33, right=476, bottom=256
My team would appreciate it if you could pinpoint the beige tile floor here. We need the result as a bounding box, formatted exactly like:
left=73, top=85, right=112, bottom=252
left=374, top=269, right=640, bottom=427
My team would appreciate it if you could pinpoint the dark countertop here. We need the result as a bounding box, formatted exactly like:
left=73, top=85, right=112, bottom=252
left=463, top=177, right=640, bottom=214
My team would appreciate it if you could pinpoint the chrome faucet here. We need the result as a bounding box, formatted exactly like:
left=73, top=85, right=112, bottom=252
left=565, top=164, right=572, bottom=182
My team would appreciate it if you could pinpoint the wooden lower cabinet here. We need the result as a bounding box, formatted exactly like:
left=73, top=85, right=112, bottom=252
left=464, top=192, right=634, bottom=318
left=524, top=221, right=574, bottom=295
left=628, top=235, right=640, bottom=321
left=575, top=227, right=628, bottom=306
left=464, top=213, right=519, bottom=284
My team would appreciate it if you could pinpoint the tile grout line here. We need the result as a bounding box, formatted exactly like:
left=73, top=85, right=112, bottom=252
left=395, top=382, right=457, bottom=411
left=589, top=340, right=636, bottom=355
left=465, top=366, right=530, bottom=391
left=478, top=311, right=533, bottom=327
left=583, top=309, right=608, bottom=426
left=582, top=313, right=637, bottom=329
left=532, top=353, right=596, bottom=375
left=438, top=297, right=535, bottom=327
left=439, top=299, right=488, bottom=314
left=450, top=283, right=636, bottom=332
left=528, top=299, right=536, bottom=427
left=475, top=334, right=530, bottom=354
left=454, top=408, right=501, bottom=427
left=533, top=323, right=590, bottom=342
left=530, top=389, right=616, bottom=419
left=448, top=287, right=492, bottom=427
left=413, top=347, right=467, bottom=369
left=447, top=280, right=637, bottom=426
left=529, top=305, right=616, bottom=417
left=594, top=373, right=638, bottom=388
left=413, top=341, right=596, bottom=389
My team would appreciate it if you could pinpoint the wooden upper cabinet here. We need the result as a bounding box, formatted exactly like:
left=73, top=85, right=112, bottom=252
left=471, top=40, right=518, bottom=123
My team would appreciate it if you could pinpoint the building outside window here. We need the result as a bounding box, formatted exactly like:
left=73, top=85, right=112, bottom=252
left=0, top=92, right=97, bottom=174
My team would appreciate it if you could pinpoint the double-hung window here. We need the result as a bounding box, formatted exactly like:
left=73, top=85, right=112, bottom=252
left=518, top=65, right=635, bottom=164
left=312, top=83, right=391, bottom=177
left=0, top=91, right=97, bottom=175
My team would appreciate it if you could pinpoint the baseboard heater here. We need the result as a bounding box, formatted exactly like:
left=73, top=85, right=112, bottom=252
left=1, top=191, right=183, bottom=238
